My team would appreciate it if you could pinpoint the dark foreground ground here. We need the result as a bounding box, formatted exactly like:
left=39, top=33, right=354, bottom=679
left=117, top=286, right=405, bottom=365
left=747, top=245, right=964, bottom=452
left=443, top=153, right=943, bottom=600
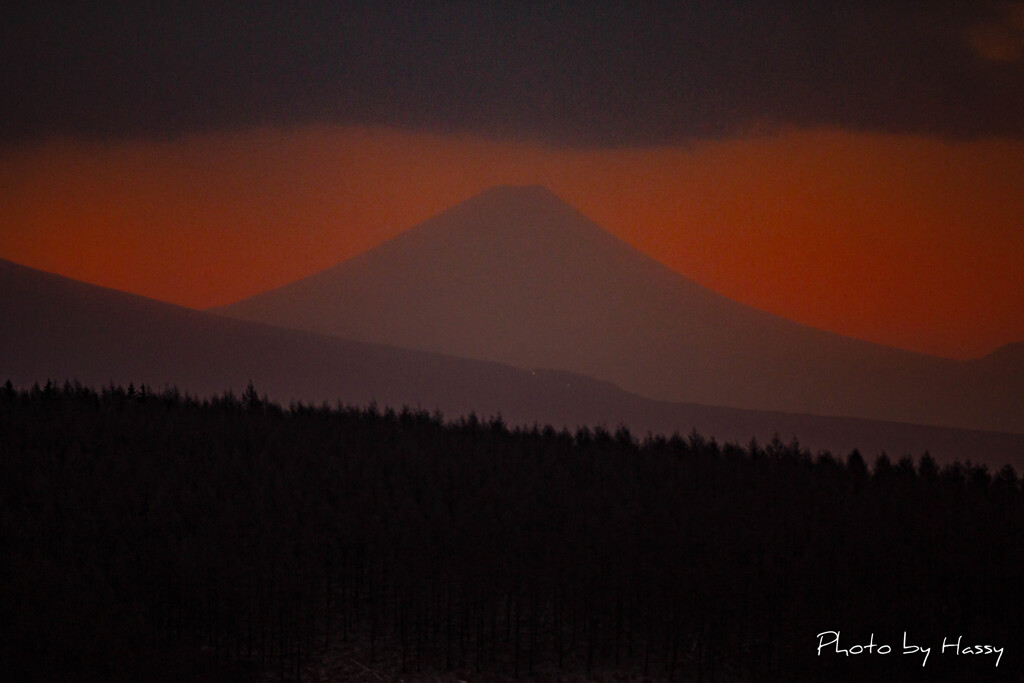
left=2, top=381, right=1021, bottom=681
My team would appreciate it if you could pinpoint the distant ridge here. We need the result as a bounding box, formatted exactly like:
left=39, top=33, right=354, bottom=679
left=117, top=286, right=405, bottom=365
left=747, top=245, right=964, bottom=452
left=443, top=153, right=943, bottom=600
left=4, top=256, right=1024, bottom=467
left=981, top=340, right=1024, bottom=363
left=215, top=186, right=1024, bottom=434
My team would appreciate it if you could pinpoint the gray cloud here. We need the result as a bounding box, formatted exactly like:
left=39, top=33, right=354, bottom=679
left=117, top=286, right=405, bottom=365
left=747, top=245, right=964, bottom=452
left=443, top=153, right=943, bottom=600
left=3, top=1, right=1022, bottom=146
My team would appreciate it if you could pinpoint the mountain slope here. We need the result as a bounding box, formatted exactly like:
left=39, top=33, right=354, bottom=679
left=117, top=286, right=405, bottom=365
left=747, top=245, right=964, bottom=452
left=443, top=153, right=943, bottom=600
left=215, top=185, right=1020, bottom=433
left=4, top=257, right=1023, bottom=467
left=0, top=256, right=622, bottom=419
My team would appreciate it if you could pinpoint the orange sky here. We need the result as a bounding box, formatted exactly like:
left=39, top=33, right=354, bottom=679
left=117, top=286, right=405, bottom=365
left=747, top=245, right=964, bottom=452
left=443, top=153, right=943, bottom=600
left=1, top=125, right=1022, bottom=360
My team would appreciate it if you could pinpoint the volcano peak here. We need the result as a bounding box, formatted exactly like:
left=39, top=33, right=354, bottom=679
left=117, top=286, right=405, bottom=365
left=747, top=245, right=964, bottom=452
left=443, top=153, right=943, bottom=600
left=211, top=188, right=1024, bottom=434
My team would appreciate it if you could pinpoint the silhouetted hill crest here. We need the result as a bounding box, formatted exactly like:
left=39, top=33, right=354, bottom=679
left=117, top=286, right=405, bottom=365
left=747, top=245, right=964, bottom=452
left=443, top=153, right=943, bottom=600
left=5, top=256, right=1024, bottom=465
left=983, top=340, right=1024, bottom=362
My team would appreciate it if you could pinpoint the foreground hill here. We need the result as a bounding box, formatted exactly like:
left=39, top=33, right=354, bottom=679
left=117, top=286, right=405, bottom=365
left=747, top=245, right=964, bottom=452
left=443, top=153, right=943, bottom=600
left=216, top=185, right=1023, bottom=434
left=4, top=385, right=1021, bottom=681
left=2, top=257, right=1023, bottom=466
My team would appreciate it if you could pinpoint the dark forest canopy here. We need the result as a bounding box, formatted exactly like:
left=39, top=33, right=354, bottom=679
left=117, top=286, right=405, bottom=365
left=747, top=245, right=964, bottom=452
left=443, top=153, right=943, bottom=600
left=2, top=380, right=1021, bottom=681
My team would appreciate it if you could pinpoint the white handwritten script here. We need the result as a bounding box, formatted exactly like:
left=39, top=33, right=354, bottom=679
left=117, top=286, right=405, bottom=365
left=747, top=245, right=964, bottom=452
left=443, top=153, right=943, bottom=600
left=816, top=631, right=1004, bottom=667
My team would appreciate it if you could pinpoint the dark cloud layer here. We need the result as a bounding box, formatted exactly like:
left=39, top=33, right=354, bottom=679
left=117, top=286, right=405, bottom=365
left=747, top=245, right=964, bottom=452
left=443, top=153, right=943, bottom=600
left=3, top=2, right=1023, bottom=146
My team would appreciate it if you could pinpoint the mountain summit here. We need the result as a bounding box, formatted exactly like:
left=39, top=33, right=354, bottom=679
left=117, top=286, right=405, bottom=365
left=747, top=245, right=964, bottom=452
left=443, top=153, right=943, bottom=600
left=214, top=186, right=1022, bottom=433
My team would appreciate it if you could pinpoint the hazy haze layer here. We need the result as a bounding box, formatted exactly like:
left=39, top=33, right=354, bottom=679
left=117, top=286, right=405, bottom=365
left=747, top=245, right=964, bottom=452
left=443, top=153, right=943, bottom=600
left=217, top=186, right=1024, bottom=434
left=4, top=256, right=1023, bottom=466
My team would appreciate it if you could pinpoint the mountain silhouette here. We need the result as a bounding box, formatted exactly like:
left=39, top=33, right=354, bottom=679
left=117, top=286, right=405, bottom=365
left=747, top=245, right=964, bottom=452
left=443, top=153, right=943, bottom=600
left=4, top=256, right=1023, bottom=467
left=215, top=185, right=1022, bottom=434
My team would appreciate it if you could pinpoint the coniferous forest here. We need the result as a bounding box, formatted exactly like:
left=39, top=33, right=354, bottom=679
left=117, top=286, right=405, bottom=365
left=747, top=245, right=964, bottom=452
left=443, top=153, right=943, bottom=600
left=2, top=380, right=1022, bottom=681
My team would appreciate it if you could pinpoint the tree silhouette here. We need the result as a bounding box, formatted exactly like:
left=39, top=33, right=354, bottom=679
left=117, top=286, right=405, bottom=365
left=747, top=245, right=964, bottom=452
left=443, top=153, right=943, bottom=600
left=1, top=379, right=1020, bottom=681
